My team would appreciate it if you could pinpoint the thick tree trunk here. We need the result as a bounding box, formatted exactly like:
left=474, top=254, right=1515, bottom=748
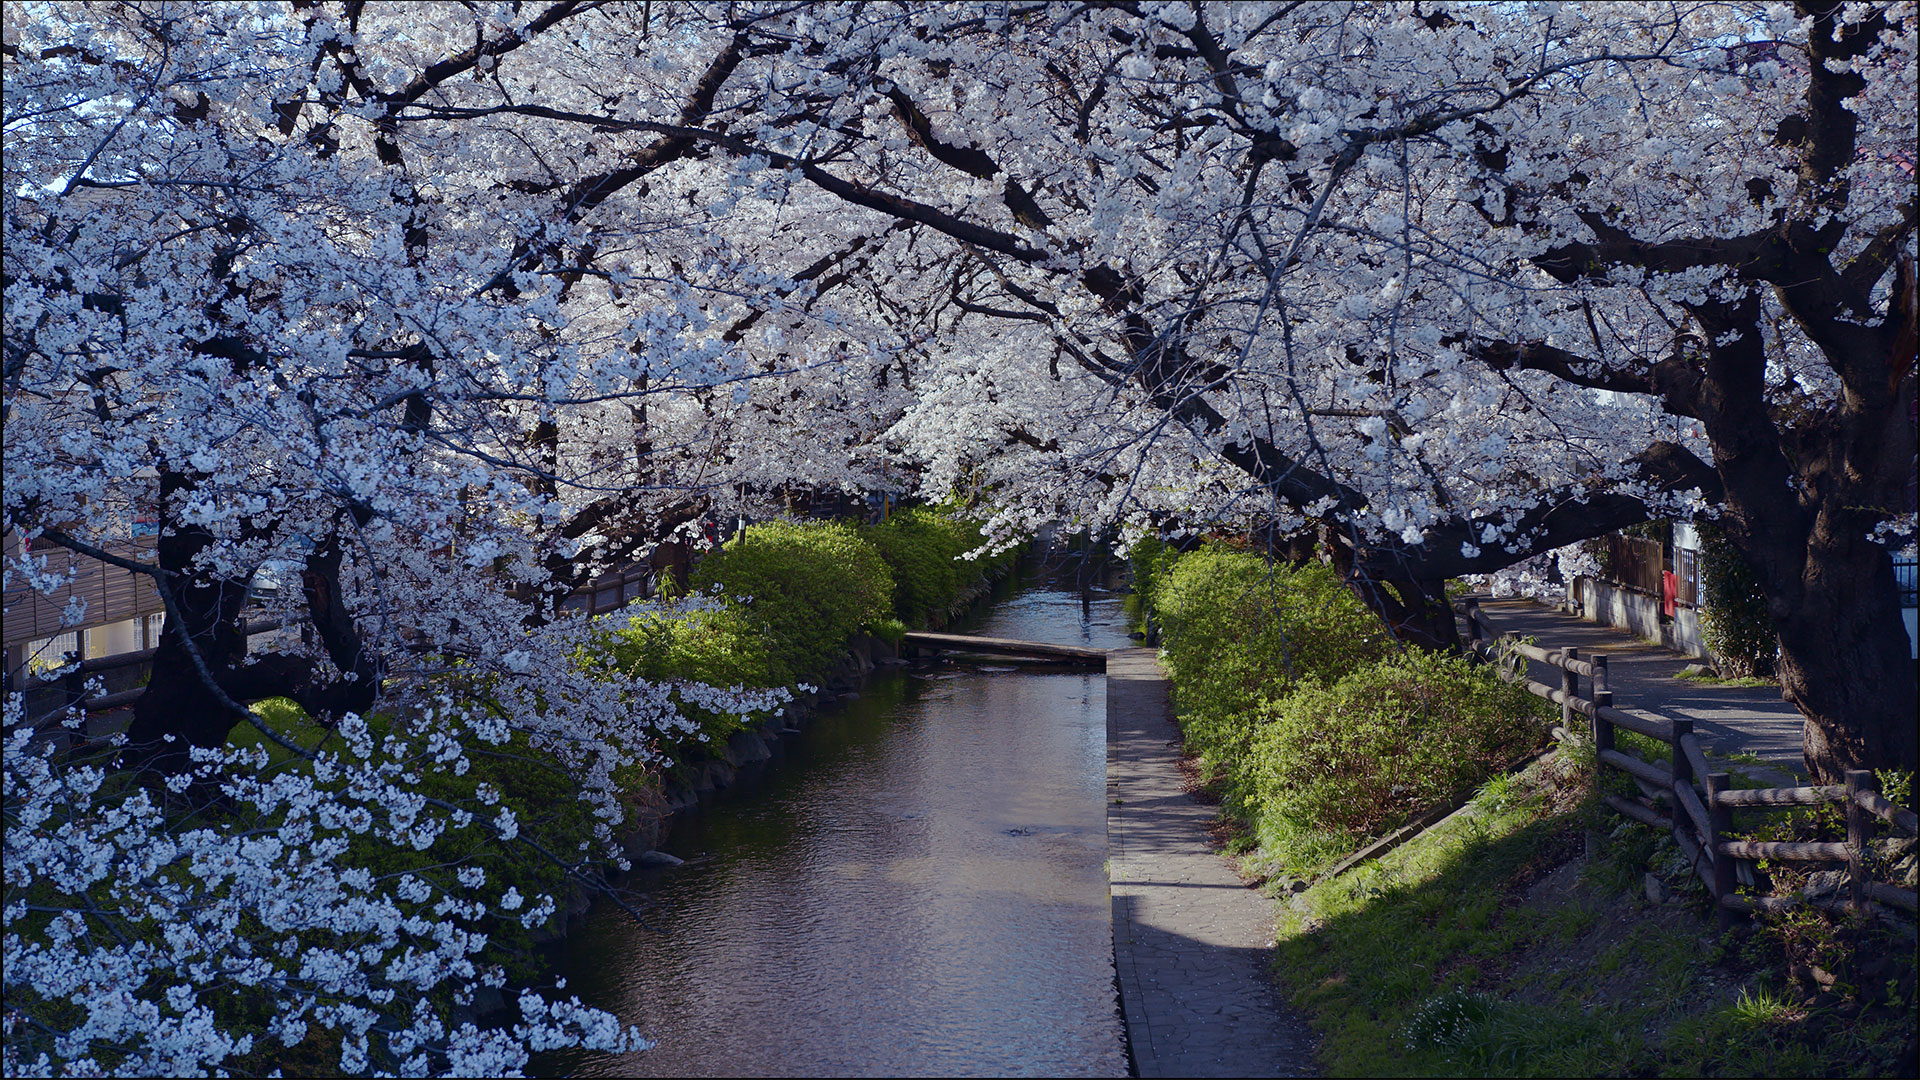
left=1774, top=528, right=1917, bottom=780
left=1691, top=275, right=1918, bottom=780
left=1327, top=533, right=1464, bottom=653
left=1359, top=573, right=1463, bottom=653
left=126, top=472, right=253, bottom=756
left=125, top=474, right=383, bottom=761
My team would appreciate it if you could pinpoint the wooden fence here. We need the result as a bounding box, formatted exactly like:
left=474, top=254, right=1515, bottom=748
left=1600, top=532, right=1698, bottom=608
left=2, top=533, right=165, bottom=648
left=14, top=617, right=295, bottom=734
left=1461, top=599, right=1917, bottom=927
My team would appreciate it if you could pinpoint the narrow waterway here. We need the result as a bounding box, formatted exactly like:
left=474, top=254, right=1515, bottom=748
left=552, top=582, right=1134, bottom=1078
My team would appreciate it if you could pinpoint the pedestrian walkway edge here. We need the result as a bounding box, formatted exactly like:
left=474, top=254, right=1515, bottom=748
left=1106, top=647, right=1312, bottom=1078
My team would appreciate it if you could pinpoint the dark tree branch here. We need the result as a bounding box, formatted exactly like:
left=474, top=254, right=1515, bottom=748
left=1462, top=337, right=1705, bottom=419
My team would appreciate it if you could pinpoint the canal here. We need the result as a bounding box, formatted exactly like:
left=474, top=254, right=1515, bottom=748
left=552, top=581, right=1134, bottom=1077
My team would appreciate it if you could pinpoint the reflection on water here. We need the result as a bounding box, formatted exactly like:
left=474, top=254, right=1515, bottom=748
left=551, top=584, right=1132, bottom=1078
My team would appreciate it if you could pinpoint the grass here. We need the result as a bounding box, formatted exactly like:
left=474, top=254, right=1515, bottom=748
left=1673, top=669, right=1778, bottom=689
left=1271, top=743, right=1918, bottom=1077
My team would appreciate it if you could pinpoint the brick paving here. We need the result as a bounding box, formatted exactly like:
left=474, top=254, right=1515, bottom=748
left=1106, top=648, right=1314, bottom=1078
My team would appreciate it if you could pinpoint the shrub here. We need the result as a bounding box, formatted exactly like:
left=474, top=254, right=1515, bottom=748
left=1249, top=649, right=1550, bottom=852
left=1124, top=533, right=1181, bottom=633
left=1149, top=544, right=1393, bottom=804
left=598, top=605, right=777, bottom=756
left=862, top=507, right=999, bottom=624
left=1696, top=522, right=1776, bottom=679
left=690, top=519, right=894, bottom=685
left=589, top=514, right=1002, bottom=761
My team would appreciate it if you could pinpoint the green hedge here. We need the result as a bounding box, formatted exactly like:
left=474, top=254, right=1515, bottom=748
left=594, top=512, right=1010, bottom=760
left=1150, top=544, right=1393, bottom=810
left=1141, top=541, right=1550, bottom=877
left=598, top=605, right=776, bottom=756
left=862, top=507, right=1016, bottom=625
left=1248, top=650, right=1548, bottom=860
left=689, top=519, right=895, bottom=686
left=1124, top=533, right=1181, bottom=633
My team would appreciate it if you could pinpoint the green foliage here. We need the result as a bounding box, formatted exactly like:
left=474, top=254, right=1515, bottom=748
left=861, top=507, right=1011, bottom=625
left=1153, top=545, right=1390, bottom=695
left=1250, top=650, right=1550, bottom=852
left=1696, top=522, right=1776, bottom=679
left=691, top=519, right=894, bottom=685
left=583, top=514, right=1011, bottom=760
left=1401, top=987, right=1499, bottom=1054
left=1124, top=533, right=1181, bottom=632
left=1876, top=768, right=1913, bottom=812
left=1149, top=544, right=1393, bottom=807
left=1672, top=668, right=1775, bottom=689
left=1275, top=750, right=1920, bottom=1078
left=597, top=605, right=776, bottom=755
left=1139, top=543, right=1556, bottom=881
left=1397, top=987, right=1638, bottom=1075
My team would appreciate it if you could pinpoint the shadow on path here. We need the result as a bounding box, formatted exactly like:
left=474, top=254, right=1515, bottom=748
left=1107, top=647, right=1316, bottom=1077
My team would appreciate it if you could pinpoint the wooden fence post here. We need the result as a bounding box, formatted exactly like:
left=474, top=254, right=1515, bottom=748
left=1464, top=598, right=1481, bottom=652
left=1670, top=718, right=1694, bottom=790
left=1588, top=653, right=1613, bottom=754
left=1846, top=769, right=1872, bottom=913
left=1561, top=646, right=1580, bottom=732
left=1707, top=772, right=1737, bottom=931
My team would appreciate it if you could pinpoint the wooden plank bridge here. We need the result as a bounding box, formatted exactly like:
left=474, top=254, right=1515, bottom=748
left=898, top=632, right=1108, bottom=669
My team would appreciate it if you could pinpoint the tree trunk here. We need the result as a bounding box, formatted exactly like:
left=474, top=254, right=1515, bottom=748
left=1690, top=275, right=1918, bottom=780
left=1326, top=532, right=1464, bottom=653
left=126, top=471, right=252, bottom=757
left=1774, top=524, right=1917, bottom=781
left=125, top=474, right=383, bottom=761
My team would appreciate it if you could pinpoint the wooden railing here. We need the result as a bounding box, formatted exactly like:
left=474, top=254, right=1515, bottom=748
left=14, top=616, right=295, bottom=732
left=1461, top=599, right=1917, bottom=926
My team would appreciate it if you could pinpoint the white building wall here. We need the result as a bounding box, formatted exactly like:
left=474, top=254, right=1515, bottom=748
left=1576, top=577, right=1710, bottom=659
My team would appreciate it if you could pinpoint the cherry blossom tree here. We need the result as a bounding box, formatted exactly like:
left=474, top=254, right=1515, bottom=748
left=394, top=0, right=1901, bottom=778
left=5, top=2, right=1915, bottom=1071
left=4, top=2, right=814, bottom=1073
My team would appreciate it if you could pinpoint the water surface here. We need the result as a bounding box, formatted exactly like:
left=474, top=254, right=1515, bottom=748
left=553, top=584, right=1133, bottom=1078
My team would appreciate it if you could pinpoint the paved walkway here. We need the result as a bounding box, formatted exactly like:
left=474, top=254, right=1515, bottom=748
left=1106, top=648, right=1314, bottom=1078
left=1468, top=598, right=1808, bottom=782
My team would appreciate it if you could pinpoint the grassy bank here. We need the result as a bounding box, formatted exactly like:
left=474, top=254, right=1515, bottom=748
left=1275, top=744, right=1917, bottom=1076
left=1128, top=537, right=1916, bottom=1076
